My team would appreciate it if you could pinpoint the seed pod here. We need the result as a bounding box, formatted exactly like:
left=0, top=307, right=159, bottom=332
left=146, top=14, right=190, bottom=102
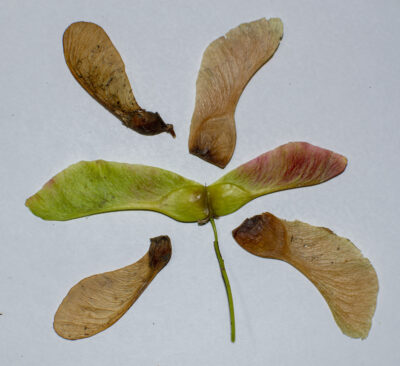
left=233, top=213, right=378, bottom=339
left=25, top=160, right=209, bottom=223
left=63, top=22, right=175, bottom=137
left=54, top=236, right=172, bottom=340
left=25, top=143, right=346, bottom=223
left=208, top=142, right=347, bottom=217
left=189, top=18, right=283, bottom=168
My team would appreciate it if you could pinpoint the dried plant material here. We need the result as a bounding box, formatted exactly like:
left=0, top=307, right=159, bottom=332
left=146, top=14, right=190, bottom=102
left=63, top=22, right=175, bottom=137
left=54, top=235, right=172, bottom=340
left=208, top=142, right=347, bottom=217
left=25, top=160, right=208, bottom=222
left=233, top=213, right=378, bottom=339
left=189, top=18, right=283, bottom=168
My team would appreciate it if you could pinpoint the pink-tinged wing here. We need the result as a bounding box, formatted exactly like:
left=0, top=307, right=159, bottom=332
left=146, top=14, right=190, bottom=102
left=208, top=142, right=347, bottom=217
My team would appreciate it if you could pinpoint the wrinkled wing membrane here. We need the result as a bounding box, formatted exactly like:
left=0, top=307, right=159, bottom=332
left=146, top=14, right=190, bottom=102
left=63, top=22, right=139, bottom=120
left=285, top=220, right=378, bottom=339
left=189, top=18, right=283, bottom=168
left=233, top=213, right=378, bottom=339
left=54, top=236, right=172, bottom=339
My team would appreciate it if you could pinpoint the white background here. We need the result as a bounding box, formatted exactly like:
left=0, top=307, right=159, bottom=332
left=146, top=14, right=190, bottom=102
left=1, top=0, right=399, bottom=365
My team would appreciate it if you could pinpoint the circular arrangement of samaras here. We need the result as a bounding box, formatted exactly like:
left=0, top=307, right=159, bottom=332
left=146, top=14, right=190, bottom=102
left=26, top=18, right=378, bottom=342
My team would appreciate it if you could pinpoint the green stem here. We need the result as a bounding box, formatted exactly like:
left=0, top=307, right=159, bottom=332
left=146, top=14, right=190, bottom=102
left=210, top=217, right=236, bottom=342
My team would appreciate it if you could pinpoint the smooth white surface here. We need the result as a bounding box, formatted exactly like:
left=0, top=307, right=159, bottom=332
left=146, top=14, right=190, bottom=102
left=1, top=0, right=399, bottom=365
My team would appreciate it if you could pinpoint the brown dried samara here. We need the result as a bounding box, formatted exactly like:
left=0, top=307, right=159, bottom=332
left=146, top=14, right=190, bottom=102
left=233, top=213, right=378, bottom=339
left=63, top=22, right=175, bottom=137
left=54, top=236, right=172, bottom=340
left=189, top=18, right=283, bottom=168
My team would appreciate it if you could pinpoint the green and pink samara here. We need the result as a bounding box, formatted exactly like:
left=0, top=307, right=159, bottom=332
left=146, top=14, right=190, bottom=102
left=26, top=142, right=347, bottom=223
